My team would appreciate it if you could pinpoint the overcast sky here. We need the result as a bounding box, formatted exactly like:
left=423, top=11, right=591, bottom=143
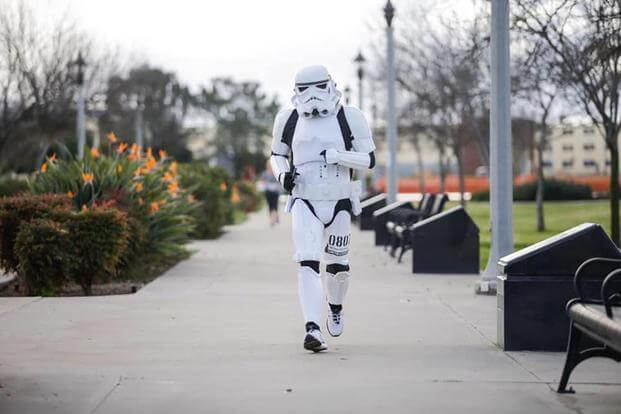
left=25, top=0, right=478, bottom=105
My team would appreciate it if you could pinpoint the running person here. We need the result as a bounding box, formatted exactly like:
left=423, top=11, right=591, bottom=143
left=270, top=65, right=376, bottom=352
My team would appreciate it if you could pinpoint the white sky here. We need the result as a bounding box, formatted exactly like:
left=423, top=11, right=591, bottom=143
left=23, top=0, right=478, bottom=105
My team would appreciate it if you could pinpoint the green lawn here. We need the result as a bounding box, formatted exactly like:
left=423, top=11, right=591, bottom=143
left=451, top=200, right=612, bottom=269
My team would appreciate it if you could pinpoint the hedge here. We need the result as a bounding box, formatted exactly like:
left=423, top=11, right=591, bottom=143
left=471, top=179, right=592, bottom=201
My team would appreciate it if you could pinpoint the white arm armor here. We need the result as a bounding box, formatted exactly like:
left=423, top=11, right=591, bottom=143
left=270, top=108, right=293, bottom=183
left=328, top=149, right=372, bottom=170
left=329, top=106, right=377, bottom=170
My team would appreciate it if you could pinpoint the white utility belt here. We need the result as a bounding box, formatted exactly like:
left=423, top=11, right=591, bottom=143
left=292, top=180, right=361, bottom=201
left=287, top=180, right=363, bottom=216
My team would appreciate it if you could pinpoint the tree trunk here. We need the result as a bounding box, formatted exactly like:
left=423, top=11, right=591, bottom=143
left=456, top=149, right=466, bottom=207
left=536, top=144, right=545, bottom=231
left=416, top=145, right=425, bottom=193
left=608, top=135, right=620, bottom=246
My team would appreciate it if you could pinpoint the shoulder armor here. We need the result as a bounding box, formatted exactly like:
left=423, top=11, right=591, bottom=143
left=342, top=106, right=375, bottom=153
left=272, top=108, right=297, bottom=148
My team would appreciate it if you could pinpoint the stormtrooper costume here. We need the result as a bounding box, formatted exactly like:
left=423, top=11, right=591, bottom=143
left=270, top=65, right=376, bottom=352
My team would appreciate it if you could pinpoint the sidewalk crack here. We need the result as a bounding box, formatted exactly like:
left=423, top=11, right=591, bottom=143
left=90, top=376, right=123, bottom=414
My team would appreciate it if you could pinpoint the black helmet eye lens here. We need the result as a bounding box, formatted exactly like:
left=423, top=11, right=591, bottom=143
left=316, top=83, right=327, bottom=89
left=297, top=86, right=308, bottom=93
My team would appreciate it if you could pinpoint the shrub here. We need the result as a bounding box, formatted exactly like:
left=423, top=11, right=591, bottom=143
left=207, top=167, right=235, bottom=224
left=15, top=219, right=68, bottom=295
left=471, top=179, right=592, bottom=201
left=178, top=163, right=228, bottom=239
left=236, top=180, right=262, bottom=213
left=0, top=194, right=72, bottom=274
left=28, top=142, right=198, bottom=271
left=61, top=208, right=129, bottom=295
left=0, top=176, right=29, bottom=197
left=15, top=207, right=129, bottom=296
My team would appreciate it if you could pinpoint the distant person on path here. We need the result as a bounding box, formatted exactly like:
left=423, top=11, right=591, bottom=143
left=259, top=162, right=281, bottom=226
left=270, top=65, right=376, bottom=352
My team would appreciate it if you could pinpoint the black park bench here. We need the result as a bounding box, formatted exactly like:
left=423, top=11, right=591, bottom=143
left=557, top=257, right=621, bottom=393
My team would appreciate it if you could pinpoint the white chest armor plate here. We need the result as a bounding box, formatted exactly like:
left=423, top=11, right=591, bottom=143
left=291, top=115, right=349, bottom=187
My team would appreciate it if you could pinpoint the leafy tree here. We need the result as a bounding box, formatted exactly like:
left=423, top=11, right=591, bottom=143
left=100, top=66, right=193, bottom=162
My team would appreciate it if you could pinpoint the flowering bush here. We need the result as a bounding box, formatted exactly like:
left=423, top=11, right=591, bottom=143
left=178, top=163, right=230, bottom=239
left=29, top=134, right=198, bottom=268
left=235, top=180, right=262, bottom=213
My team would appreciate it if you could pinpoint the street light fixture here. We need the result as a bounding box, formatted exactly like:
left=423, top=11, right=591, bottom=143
left=384, top=0, right=398, bottom=203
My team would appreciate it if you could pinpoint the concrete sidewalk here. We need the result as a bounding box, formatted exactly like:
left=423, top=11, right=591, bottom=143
left=0, top=209, right=619, bottom=413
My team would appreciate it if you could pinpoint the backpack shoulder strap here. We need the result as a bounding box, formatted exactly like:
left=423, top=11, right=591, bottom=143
left=336, top=106, right=354, bottom=151
left=281, top=109, right=299, bottom=148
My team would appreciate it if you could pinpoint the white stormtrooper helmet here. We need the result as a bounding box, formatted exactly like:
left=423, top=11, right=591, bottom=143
left=291, top=65, right=342, bottom=119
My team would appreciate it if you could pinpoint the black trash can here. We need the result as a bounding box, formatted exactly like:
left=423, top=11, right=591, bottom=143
left=359, top=194, right=387, bottom=230
left=373, top=201, right=414, bottom=246
left=497, top=222, right=621, bottom=351
left=410, top=206, right=479, bottom=274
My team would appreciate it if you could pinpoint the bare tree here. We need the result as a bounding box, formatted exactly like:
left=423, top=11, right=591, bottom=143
left=0, top=1, right=116, bottom=171
left=514, top=0, right=621, bottom=244
left=513, top=39, right=562, bottom=231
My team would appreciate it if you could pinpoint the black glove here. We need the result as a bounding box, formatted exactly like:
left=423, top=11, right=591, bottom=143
left=281, top=172, right=298, bottom=193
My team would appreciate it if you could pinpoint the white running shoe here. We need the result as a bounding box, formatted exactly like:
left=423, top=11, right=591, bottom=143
left=326, top=309, right=344, bottom=337
left=304, top=323, right=328, bottom=352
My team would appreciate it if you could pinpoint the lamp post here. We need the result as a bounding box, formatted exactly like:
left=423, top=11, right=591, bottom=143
left=354, top=51, right=366, bottom=111
left=384, top=0, right=398, bottom=203
left=344, top=85, right=352, bottom=105
left=134, top=92, right=145, bottom=148
left=354, top=50, right=368, bottom=194
left=73, top=52, right=87, bottom=158
left=477, top=0, right=514, bottom=294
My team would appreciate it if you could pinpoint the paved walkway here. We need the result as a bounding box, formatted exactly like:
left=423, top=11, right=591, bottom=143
left=0, top=209, right=620, bottom=413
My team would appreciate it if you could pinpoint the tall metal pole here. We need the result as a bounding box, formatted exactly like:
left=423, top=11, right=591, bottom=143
left=354, top=51, right=367, bottom=194
left=135, top=93, right=144, bottom=148
left=477, top=0, right=514, bottom=294
left=385, top=0, right=398, bottom=203
left=75, top=52, right=86, bottom=159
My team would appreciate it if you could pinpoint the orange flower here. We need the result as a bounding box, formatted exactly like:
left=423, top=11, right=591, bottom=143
left=40, top=162, right=48, bottom=173
left=231, top=187, right=241, bottom=204
left=143, top=157, right=157, bottom=173
left=158, top=199, right=167, bottom=206
left=167, top=181, right=179, bottom=196
left=219, top=182, right=227, bottom=192
left=146, top=147, right=153, bottom=159
left=117, top=142, right=128, bottom=153
left=90, top=147, right=100, bottom=158
left=48, top=153, right=57, bottom=162
left=66, top=191, right=74, bottom=199
left=133, top=167, right=142, bottom=178
left=107, top=132, right=118, bottom=143
left=81, top=204, right=88, bottom=212
left=133, top=182, right=144, bottom=192
left=162, top=171, right=175, bottom=183
left=168, top=161, right=178, bottom=176
left=130, top=143, right=140, bottom=155
left=127, top=153, right=138, bottom=161
left=158, top=149, right=167, bottom=160
left=82, top=172, right=94, bottom=185
left=148, top=201, right=159, bottom=214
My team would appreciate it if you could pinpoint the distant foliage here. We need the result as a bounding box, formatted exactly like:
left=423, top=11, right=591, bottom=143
left=0, top=176, right=29, bottom=197
left=178, top=163, right=231, bottom=239
left=471, top=179, right=593, bottom=201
